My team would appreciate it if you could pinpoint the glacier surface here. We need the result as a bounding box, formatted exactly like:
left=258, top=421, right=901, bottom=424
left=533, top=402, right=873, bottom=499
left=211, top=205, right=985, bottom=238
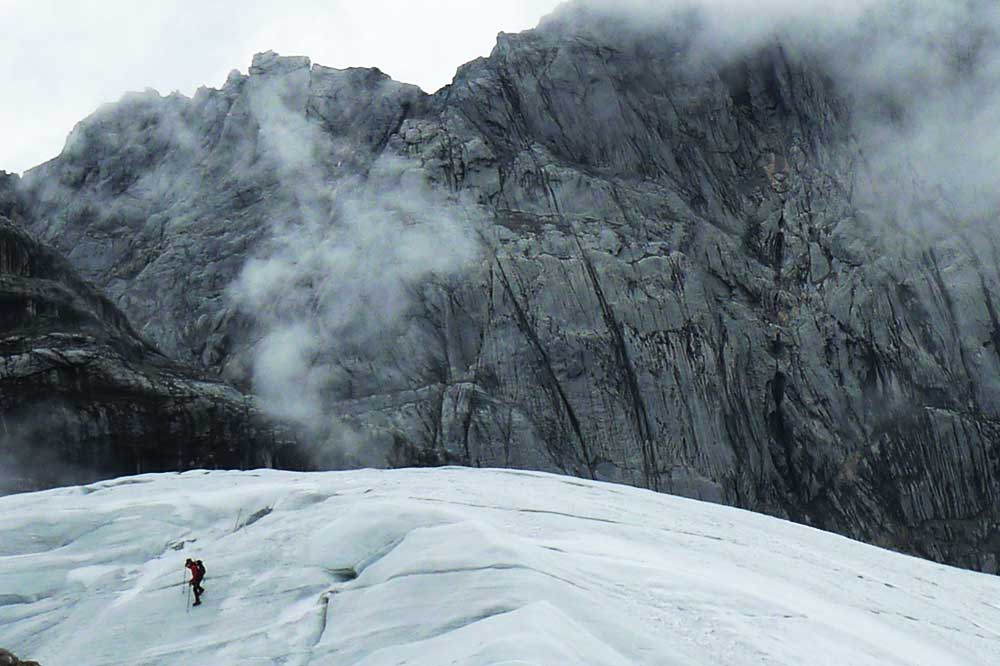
left=1, top=468, right=998, bottom=665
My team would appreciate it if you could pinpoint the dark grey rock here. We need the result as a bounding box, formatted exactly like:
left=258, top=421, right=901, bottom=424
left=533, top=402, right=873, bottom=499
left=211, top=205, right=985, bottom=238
left=0, top=216, right=303, bottom=494
left=0, top=172, right=24, bottom=222
left=0, top=647, right=40, bottom=666
left=15, top=9, right=1000, bottom=572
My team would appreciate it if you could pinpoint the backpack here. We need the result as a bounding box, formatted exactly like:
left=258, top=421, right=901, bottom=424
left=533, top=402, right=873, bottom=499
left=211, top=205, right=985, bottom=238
left=196, top=561, right=206, bottom=578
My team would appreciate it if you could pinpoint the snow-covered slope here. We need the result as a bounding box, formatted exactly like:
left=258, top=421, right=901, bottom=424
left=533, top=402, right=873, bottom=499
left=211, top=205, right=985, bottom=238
left=1, top=468, right=998, bottom=665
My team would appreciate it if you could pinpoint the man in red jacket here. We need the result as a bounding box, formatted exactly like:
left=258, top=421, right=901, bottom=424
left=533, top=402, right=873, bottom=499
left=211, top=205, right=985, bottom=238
left=185, top=558, right=206, bottom=606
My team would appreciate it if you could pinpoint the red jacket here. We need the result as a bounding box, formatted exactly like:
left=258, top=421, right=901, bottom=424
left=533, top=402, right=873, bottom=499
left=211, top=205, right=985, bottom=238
left=186, top=561, right=203, bottom=583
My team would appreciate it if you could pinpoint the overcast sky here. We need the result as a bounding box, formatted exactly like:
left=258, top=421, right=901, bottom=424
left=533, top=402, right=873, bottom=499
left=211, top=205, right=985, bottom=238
left=0, top=0, right=563, bottom=174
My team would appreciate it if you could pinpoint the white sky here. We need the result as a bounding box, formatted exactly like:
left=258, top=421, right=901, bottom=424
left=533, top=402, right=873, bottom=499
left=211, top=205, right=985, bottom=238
left=0, top=0, right=563, bottom=174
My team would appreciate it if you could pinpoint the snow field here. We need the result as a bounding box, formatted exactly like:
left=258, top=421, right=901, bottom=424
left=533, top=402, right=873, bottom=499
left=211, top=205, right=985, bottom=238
left=1, top=467, right=999, bottom=665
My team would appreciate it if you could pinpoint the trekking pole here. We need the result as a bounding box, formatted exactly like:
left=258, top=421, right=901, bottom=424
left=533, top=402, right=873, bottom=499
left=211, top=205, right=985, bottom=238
left=186, top=580, right=191, bottom=614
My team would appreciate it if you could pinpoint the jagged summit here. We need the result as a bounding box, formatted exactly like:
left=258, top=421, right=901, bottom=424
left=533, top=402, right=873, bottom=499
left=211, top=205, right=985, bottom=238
left=249, top=50, right=312, bottom=76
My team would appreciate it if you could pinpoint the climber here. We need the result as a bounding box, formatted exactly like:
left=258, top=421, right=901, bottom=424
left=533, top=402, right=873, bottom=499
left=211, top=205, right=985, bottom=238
left=185, top=558, right=206, bottom=606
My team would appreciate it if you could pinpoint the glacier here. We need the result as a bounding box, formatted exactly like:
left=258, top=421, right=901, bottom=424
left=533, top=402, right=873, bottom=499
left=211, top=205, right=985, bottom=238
left=1, top=467, right=998, bottom=665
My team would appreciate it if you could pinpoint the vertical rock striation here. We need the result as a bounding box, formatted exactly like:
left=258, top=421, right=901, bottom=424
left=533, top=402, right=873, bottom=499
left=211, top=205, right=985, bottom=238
left=14, top=8, right=1000, bottom=570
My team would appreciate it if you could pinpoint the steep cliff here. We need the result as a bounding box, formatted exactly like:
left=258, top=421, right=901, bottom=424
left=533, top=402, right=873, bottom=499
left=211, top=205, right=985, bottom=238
left=0, top=212, right=301, bottom=494
left=16, top=5, right=1000, bottom=570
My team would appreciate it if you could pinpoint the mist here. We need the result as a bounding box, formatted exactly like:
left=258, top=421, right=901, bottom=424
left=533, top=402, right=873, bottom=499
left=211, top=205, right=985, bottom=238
left=550, top=0, right=1000, bottom=229
left=0, top=405, right=105, bottom=495
left=228, top=70, right=480, bottom=464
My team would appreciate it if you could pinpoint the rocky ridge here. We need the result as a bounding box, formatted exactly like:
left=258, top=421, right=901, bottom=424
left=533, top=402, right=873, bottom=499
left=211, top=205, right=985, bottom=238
left=14, top=7, right=1000, bottom=570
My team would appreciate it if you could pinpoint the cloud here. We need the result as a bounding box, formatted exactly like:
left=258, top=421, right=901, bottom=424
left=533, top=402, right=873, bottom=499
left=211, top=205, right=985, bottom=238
left=548, top=0, right=1000, bottom=228
left=543, top=0, right=883, bottom=51
left=834, top=1, right=1000, bottom=226
left=228, top=70, right=481, bottom=463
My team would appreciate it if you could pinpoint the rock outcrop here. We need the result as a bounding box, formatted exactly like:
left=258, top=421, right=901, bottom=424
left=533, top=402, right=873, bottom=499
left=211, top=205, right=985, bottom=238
left=0, top=213, right=302, bottom=494
left=13, top=5, right=1000, bottom=571
left=0, top=172, right=24, bottom=222
left=0, top=648, right=40, bottom=666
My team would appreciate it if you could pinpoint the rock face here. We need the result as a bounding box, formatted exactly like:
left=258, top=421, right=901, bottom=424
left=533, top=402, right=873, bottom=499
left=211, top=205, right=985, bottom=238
left=0, top=210, right=301, bottom=494
left=0, top=649, right=39, bottom=666
left=0, top=173, right=24, bottom=223
left=0, top=648, right=40, bottom=666
left=15, top=9, right=1000, bottom=570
